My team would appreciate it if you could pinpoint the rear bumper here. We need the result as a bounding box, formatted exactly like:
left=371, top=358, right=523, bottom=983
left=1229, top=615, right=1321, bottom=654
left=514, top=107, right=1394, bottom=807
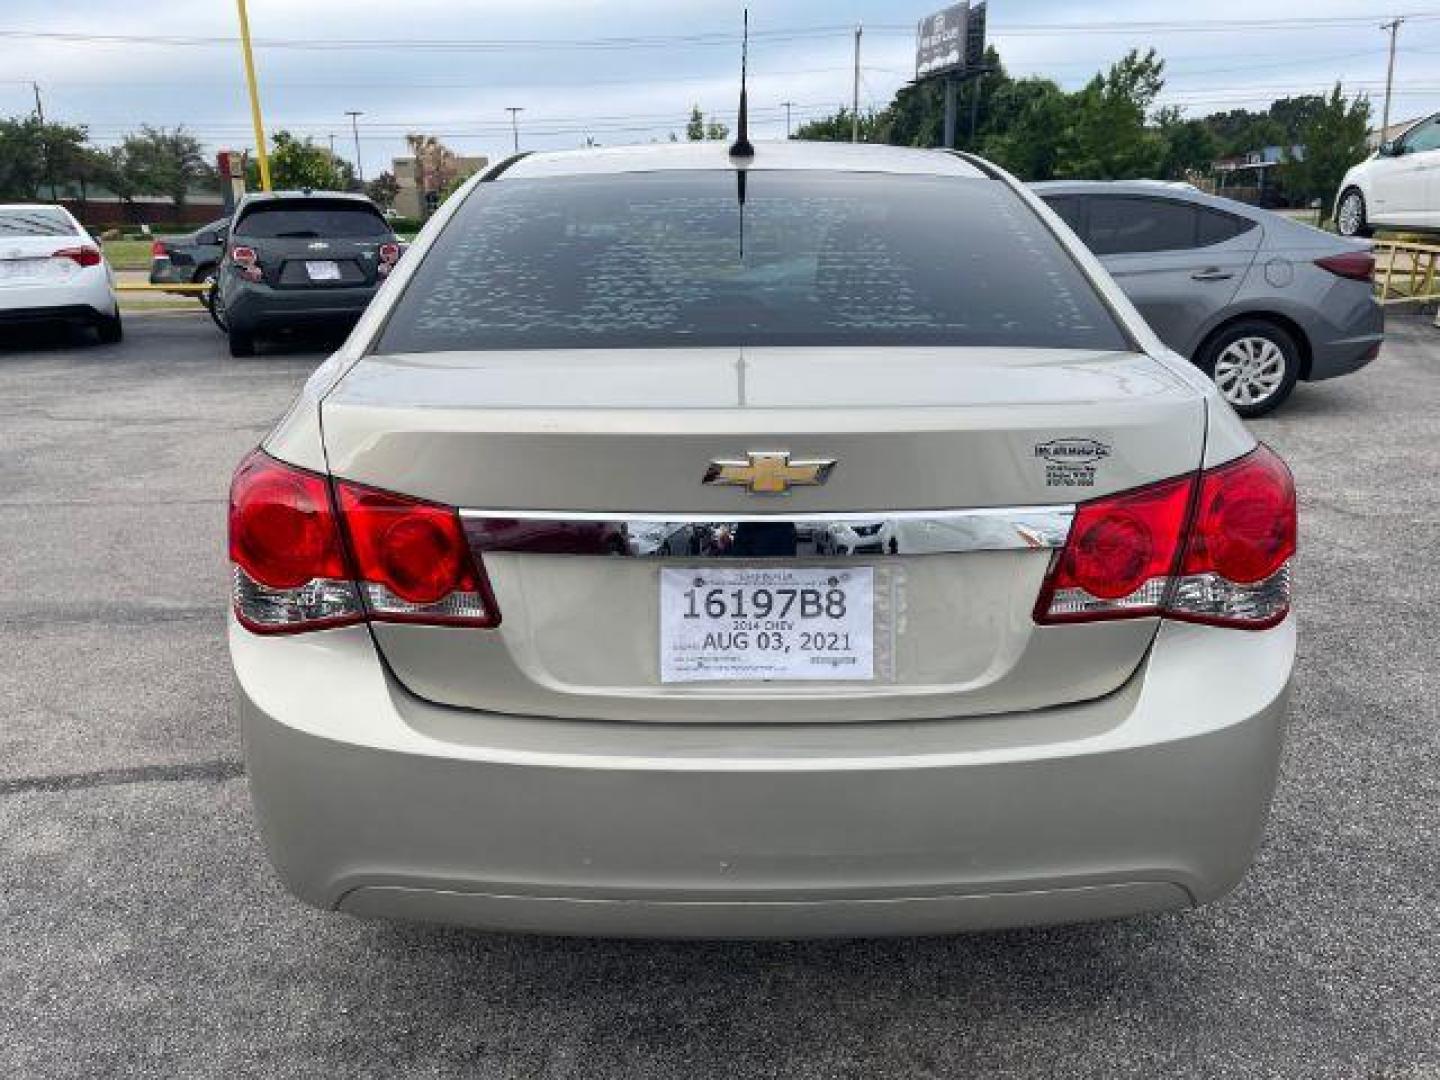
left=234, top=617, right=1294, bottom=938
left=221, top=279, right=378, bottom=332
left=1305, top=290, right=1384, bottom=381
left=0, top=275, right=116, bottom=322
left=0, top=303, right=112, bottom=327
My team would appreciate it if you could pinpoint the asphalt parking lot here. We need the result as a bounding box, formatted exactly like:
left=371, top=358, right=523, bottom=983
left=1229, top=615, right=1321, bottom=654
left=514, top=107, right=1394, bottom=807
left=2, top=310, right=1437, bottom=1079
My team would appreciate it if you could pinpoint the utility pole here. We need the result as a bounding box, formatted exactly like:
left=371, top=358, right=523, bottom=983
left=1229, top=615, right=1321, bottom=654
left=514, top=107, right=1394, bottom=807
left=1381, top=17, right=1404, bottom=138
left=345, top=110, right=364, bottom=184
left=506, top=106, right=524, bottom=154
left=32, top=82, right=57, bottom=201
left=851, top=25, right=862, bottom=143
left=328, top=133, right=335, bottom=156
left=234, top=0, right=271, bottom=191
left=781, top=100, right=795, bottom=139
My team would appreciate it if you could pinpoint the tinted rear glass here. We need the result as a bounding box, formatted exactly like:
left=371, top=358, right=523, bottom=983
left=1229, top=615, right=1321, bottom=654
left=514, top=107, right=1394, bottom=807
left=1085, top=197, right=1198, bottom=255
left=377, top=170, right=1129, bottom=353
left=1197, top=207, right=1257, bottom=246
left=0, top=208, right=76, bottom=237
left=235, top=200, right=388, bottom=239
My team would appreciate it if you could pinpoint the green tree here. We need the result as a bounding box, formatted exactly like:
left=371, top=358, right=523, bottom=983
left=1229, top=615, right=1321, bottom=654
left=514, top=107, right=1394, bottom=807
left=980, top=78, right=1069, bottom=179
left=120, top=125, right=213, bottom=210
left=1280, top=84, right=1371, bottom=216
left=793, top=108, right=885, bottom=143
left=251, top=130, right=356, bottom=191
left=0, top=116, right=90, bottom=200
left=366, top=170, right=400, bottom=208
left=684, top=106, right=729, bottom=141
left=1155, top=108, right=1218, bottom=181
left=1056, top=49, right=1166, bottom=179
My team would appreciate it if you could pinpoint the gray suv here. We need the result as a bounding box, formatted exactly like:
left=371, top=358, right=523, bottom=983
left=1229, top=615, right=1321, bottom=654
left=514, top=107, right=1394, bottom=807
left=214, top=191, right=399, bottom=357
left=1033, top=181, right=1383, bottom=415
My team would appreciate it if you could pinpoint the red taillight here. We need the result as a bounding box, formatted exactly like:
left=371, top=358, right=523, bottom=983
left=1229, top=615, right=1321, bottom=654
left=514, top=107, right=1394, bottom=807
left=151, top=240, right=169, bottom=258
left=378, top=242, right=400, bottom=263
left=228, top=449, right=499, bottom=633
left=53, top=246, right=101, bottom=268
left=228, top=451, right=362, bottom=634
left=1315, top=251, right=1374, bottom=282
left=335, top=480, right=497, bottom=625
left=1035, top=475, right=1193, bottom=621
left=1036, top=445, right=1295, bottom=629
left=229, top=244, right=263, bottom=281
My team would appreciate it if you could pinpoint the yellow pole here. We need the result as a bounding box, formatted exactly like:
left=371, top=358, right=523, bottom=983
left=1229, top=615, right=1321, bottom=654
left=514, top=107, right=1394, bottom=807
left=235, top=0, right=271, bottom=191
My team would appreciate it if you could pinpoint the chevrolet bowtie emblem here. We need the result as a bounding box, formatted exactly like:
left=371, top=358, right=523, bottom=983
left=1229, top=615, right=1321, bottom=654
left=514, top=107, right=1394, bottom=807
left=703, top=451, right=836, bottom=495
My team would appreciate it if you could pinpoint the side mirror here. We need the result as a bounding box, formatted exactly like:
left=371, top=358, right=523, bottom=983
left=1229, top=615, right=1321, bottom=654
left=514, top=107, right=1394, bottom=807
left=1379, top=140, right=1401, bottom=157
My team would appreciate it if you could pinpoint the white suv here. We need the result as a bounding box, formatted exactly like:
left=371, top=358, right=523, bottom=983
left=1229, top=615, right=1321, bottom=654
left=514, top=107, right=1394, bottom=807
left=1336, top=113, right=1440, bottom=237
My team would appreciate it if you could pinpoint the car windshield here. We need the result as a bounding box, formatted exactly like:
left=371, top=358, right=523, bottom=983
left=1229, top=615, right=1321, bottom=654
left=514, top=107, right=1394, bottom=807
left=376, top=170, right=1130, bottom=353
left=234, top=201, right=389, bottom=239
left=0, top=208, right=77, bottom=238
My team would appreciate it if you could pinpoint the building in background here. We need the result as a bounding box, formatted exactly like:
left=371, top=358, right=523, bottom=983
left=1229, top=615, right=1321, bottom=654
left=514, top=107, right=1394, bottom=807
left=391, top=137, right=488, bottom=219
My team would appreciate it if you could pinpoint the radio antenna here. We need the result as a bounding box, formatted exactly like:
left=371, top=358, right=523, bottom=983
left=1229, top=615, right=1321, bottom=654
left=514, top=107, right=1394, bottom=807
left=729, top=9, right=754, bottom=159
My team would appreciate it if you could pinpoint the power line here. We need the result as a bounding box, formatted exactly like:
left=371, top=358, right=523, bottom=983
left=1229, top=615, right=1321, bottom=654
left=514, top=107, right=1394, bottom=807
left=4, top=14, right=1440, bottom=53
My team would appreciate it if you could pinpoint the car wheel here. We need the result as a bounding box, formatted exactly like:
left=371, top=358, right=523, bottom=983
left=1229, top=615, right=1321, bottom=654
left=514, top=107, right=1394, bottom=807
left=207, top=282, right=229, bottom=332
left=1197, top=320, right=1300, bottom=418
left=1336, top=188, right=1372, bottom=238
left=228, top=329, right=257, bottom=357
left=95, top=312, right=123, bottom=344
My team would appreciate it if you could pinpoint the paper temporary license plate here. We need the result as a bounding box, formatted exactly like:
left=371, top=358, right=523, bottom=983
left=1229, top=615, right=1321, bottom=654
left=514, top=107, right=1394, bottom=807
left=305, top=260, right=341, bottom=281
left=660, top=567, right=874, bottom=683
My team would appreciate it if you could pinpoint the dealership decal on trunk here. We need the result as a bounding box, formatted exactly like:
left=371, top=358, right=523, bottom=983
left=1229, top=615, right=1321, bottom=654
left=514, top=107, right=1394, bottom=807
left=1034, top=438, right=1111, bottom=488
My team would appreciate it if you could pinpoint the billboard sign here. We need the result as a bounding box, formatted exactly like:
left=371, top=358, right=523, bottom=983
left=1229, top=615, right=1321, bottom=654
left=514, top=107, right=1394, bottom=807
left=916, top=2, right=969, bottom=80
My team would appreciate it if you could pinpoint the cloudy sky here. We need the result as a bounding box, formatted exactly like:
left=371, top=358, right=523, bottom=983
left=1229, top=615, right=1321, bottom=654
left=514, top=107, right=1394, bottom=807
left=2, top=0, right=1437, bottom=177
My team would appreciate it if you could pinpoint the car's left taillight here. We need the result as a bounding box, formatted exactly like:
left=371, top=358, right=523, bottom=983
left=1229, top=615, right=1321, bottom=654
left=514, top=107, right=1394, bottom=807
left=230, top=450, right=364, bottom=634
left=229, top=450, right=499, bottom=634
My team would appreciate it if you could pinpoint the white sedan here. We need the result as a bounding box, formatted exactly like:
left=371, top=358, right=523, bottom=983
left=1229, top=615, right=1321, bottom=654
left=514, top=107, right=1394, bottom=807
left=0, top=204, right=121, bottom=343
left=1336, top=111, right=1440, bottom=237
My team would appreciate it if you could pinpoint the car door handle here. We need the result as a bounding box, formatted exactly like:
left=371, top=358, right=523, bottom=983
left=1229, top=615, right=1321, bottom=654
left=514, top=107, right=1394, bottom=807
left=1191, top=268, right=1234, bottom=281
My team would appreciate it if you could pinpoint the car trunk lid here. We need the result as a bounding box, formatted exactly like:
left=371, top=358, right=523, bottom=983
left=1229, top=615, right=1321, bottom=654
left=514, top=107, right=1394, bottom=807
left=317, top=346, right=1206, bottom=722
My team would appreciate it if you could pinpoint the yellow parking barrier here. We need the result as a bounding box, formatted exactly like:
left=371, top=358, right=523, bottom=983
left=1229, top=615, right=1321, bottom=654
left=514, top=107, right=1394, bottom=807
left=114, top=282, right=211, bottom=294
left=1371, top=237, right=1440, bottom=306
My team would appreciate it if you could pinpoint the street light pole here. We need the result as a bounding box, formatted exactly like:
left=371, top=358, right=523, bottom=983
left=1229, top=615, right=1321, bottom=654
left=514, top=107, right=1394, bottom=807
left=781, top=100, right=795, bottom=139
left=1381, top=17, right=1404, bottom=138
left=506, top=107, right=524, bottom=154
left=234, top=0, right=271, bottom=191
left=345, top=110, right=364, bottom=185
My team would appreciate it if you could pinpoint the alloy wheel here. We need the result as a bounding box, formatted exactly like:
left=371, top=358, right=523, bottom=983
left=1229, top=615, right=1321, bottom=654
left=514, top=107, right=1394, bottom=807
left=1213, top=336, right=1287, bottom=408
left=1337, top=192, right=1364, bottom=236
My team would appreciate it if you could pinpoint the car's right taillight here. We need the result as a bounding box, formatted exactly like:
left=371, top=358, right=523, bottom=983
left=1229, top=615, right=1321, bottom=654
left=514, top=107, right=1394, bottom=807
left=229, top=450, right=499, bottom=634
left=1035, top=444, right=1294, bottom=630
left=150, top=240, right=169, bottom=259
left=53, top=246, right=102, bottom=268
left=1168, top=444, right=1295, bottom=629
left=376, top=241, right=400, bottom=277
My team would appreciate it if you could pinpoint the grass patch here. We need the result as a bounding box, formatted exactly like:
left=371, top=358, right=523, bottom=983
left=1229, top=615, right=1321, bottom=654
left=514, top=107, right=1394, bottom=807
left=102, top=239, right=160, bottom=272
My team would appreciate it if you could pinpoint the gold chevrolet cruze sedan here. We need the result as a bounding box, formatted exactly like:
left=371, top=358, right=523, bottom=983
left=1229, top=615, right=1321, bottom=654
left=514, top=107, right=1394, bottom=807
left=229, top=142, right=1296, bottom=937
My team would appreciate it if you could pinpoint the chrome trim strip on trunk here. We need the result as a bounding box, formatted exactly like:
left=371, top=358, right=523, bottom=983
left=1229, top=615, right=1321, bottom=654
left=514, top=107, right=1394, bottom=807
left=460, top=507, right=1074, bottom=558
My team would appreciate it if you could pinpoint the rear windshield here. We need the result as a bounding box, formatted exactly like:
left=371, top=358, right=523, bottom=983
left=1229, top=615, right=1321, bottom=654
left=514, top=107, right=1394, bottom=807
left=376, top=170, right=1130, bottom=353
left=234, top=200, right=389, bottom=239
left=0, top=208, right=76, bottom=238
